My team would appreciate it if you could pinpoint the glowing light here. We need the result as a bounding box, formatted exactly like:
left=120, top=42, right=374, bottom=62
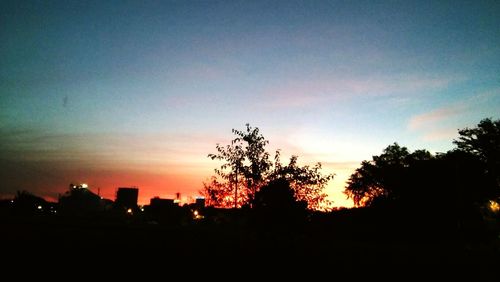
left=81, top=183, right=88, bottom=188
left=127, top=208, right=133, bottom=214
left=489, top=200, right=500, bottom=213
left=37, top=205, right=42, bottom=210
left=173, top=199, right=181, bottom=204
left=140, top=207, right=145, bottom=212
left=192, top=210, right=203, bottom=220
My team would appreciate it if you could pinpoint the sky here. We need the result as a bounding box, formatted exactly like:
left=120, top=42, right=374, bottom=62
left=1, top=0, right=499, bottom=206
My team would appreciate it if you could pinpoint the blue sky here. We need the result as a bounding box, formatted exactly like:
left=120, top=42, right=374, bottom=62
left=1, top=0, right=499, bottom=205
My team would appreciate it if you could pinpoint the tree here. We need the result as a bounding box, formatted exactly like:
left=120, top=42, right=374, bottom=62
left=451, top=118, right=500, bottom=210
left=12, top=190, right=48, bottom=215
left=453, top=118, right=500, bottom=186
left=437, top=150, right=498, bottom=207
left=344, top=143, right=436, bottom=207
left=345, top=120, right=500, bottom=209
left=233, top=124, right=272, bottom=201
left=202, top=176, right=242, bottom=208
left=203, top=124, right=334, bottom=210
left=268, top=152, right=334, bottom=209
left=253, top=179, right=307, bottom=225
left=254, top=178, right=299, bottom=211
left=206, top=124, right=271, bottom=208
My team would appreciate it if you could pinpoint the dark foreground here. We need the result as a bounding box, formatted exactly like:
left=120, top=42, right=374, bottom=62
left=2, top=212, right=499, bottom=276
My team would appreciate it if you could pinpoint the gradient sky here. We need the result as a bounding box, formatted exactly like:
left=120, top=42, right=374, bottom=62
left=1, top=0, right=499, bottom=206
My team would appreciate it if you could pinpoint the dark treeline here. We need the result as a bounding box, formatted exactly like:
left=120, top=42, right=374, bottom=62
left=344, top=118, right=500, bottom=239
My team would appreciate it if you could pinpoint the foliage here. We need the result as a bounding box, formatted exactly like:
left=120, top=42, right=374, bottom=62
left=12, top=190, right=47, bottom=214
left=202, top=124, right=333, bottom=210
left=345, top=119, right=500, bottom=209
left=269, top=151, right=334, bottom=209
left=453, top=118, right=500, bottom=183
left=205, top=124, right=271, bottom=208
left=202, top=176, right=248, bottom=208
left=344, top=143, right=429, bottom=206
left=253, top=178, right=298, bottom=210
left=253, top=179, right=307, bottom=225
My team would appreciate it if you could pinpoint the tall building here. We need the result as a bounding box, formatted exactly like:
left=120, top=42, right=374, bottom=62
left=115, top=187, right=139, bottom=210
left=195, top=197, right=205, bottom=209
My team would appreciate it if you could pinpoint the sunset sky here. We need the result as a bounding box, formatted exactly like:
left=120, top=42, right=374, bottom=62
left=1, top=1, right=499, bottom=206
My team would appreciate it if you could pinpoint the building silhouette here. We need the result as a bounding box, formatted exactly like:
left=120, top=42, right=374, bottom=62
left=147, top=196, right=186, bottom=224
left=195, top=197, right=205, bottom=210
left=59, top=183, right=104, bottom=215
left=115, top=187, right=139, bottom=211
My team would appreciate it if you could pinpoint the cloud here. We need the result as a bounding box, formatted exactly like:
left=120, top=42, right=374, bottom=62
left=408, top=87, right=500, bottom=141
left=408, top=105, right=465, bottom=130
left=0, top=126, right=222, bottom=186
left=420, top=128, right=459, bottom=142
left=262, top=73, right=456, bottom=108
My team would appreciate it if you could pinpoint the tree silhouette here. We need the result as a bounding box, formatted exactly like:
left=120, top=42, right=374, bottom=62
left=206, top=124, right=271, bottom=208
left=253, top=178, right=307, bottom=225
left=202, top=176, right=240, bottom=208
left=344, top=143, right=430, bottom=206
left=254, top=178, right=298, bottom=210
left=451, top=118, right=500, bottom=214
left=454, top=118, right=500, bottom=187
left=345, top=119, right=500, bottom=217
left=203, top=124, right=333, bottom=210
left=437, top=150, right=497, bottom=207
left=12, top=190, right=48, bottom=215
left=268, top=152, right=333, bottom=209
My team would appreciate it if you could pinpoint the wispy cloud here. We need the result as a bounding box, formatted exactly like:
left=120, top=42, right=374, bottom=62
left=0, top=127, right=216, bottom=171
left=420, top=128, right=459, bottom=141
left=408, top=87, right=500, bottom=141
left=408, top=105, right=465, bottom=130
left=262, top=73, right=456, bottom=108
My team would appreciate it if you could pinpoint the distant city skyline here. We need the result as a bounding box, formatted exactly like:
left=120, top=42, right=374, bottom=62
left=1, top=1, right=499, bottom=206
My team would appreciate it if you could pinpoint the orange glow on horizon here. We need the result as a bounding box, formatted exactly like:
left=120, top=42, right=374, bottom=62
left=84, top=172, right=206, bottom=206
left=9, top=150, right=356, bottom=209
left=30, top=165, right=356, bottom=208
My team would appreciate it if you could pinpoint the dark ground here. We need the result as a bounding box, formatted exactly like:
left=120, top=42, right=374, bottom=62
left=2, top=212, right=499, bottom=277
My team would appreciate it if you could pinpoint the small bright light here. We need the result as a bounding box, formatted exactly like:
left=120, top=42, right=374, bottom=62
left=192, top=210, right=203, bottom=219
left=173, top=199, right=180, bottom=204
left=127, top=208, right=133, bottom=214
left=81, top=183, right=88, bottom=188
left=140, top=207, right=144, bottom=212
left=489, top=200, right=500, bottom=213
left=10, top=200, right=14, bottom=203
left=37, top=205, right=42, bottom=210
left=193, top=210, right=204, bottom=219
